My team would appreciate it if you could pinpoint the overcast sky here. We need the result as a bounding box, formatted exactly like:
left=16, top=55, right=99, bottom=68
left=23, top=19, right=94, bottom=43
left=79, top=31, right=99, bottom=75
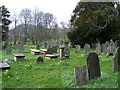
left=1, top=0, right=80, bottom=28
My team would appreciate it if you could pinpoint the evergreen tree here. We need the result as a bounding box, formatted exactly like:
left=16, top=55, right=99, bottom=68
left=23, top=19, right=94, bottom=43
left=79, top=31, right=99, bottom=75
left=0, top=5, right=11, bottom=41
left=68, top=2, right=120, bottom=46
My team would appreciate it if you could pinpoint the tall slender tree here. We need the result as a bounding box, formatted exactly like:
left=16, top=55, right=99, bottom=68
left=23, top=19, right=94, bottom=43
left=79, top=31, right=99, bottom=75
left=0, top=5, right=11, bottom=41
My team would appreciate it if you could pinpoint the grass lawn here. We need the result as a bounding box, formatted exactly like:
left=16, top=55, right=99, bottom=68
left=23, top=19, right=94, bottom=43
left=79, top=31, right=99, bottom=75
left=1, top=45, right=119, bottom=88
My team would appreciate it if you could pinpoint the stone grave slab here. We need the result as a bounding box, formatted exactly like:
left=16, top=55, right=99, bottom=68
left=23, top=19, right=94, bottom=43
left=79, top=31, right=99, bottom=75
left=30, top=49, right=40, bottom=55
left=13, top=54, right=25, bottom=61
left=0, top=63, right=10, bottom=70
left=45, top=54, right=59, bottom=59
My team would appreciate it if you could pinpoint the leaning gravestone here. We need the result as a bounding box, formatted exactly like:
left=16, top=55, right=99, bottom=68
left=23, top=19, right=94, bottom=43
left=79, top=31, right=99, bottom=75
left=112, top=47, right=120, bottom=73
left=75, top=45, right=80, bottom=53
left=84, top=44, right=90, bottom=56
left=74, top=66, right=88, bottom=85
left=96, top=43, right=101, bottom=55
left=36, top=56, right=43, bottom=64
left=87, top=52, right=101, bottom=80
left=6, top=46, right=11, bottom=55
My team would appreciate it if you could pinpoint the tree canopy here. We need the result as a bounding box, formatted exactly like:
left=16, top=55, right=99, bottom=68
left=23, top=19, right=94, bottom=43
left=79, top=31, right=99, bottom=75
left=68, top=2, right=120, bottom=46
left=0, top=5, right=11, bottom=41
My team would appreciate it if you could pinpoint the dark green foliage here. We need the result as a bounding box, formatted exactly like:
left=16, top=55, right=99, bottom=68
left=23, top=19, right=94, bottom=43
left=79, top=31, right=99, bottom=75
left=0, top=5, right=11, bottom=41
left=68, top=2, right=120, bottom=45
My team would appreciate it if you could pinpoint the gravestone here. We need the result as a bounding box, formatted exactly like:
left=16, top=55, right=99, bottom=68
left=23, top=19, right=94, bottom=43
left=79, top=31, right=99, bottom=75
left=96, top=43, right=101, bottom=55
left=52, top=46, right=57, bottom=53
left=87, top=52, right=101, bottom=80
left=14, top=44, right=17, bottom=49
left=106, top=40, right=116, bottom=56
left=74, top=66, right=88, bottom=85
left=31, top=49, right=40, bottom=55
left=36, top=56, right=43, bottom=64
left=112, top=47, right=120, bottom=73
left=6, top=46, right=11, bottom=54
left=44, top=42, right=47, bottom=48
left=101, top=44, right=105, bottom=52
left=91, top=43, right=96, bottom=49
left=59, top=46, right=65, bottom=60
left=104, top=41, right=110, bottom=54
left=36, top=45, right=40, bottom=50
left=18, top=44, right=24, bottom=53
left=75, top=45, right=80, bottom=53
left=3, top=59, right=11, bottom=63
left=115, top=40, right=120, bottom=47
left=13, top=54, right=25, bottom=61
left=84, top=44, right=90, bottom=56
left=65, top=47, right=70, bottom=58
left=0, top=63, right=10, bottom=70
left=45, top=54, right=59, bottom=59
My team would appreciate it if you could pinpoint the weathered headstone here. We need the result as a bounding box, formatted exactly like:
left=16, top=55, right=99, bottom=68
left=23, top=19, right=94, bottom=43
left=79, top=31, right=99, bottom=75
left=75, top=45, right=81, bottom=53
left=13, top=54, right=25, bottom=61
left=59, top=46, right=65, bottom=60
left=87, top=52, right=101, bottom=80
left=0, top=63, right=10, bottom=70
left=112, top=47, right=120, bottom=73
left=6, top=46, right=11, bottom=54
left=84, top=44, right=90, bottom=56
left=3, top=59, right=11, bottom=63
left=115, top=40, right=120, bottom=48
left=36, top=45, right=40, bottom=50
left=65, top=47, right=70, bottom=58
left=74, top=66, right=88, bottom=85
left=101, top=44, right=105, bottom=52
left=96, top=43, right=101, bottom=55
left=36, top=56, right=43, bottom=64
left=104, top=41, right=110, bottom=54
left=44, top=42, right=47, bottom=48
left=45, top=54, right=59, bottom=59
left=18, top=44, right=24, bottom=53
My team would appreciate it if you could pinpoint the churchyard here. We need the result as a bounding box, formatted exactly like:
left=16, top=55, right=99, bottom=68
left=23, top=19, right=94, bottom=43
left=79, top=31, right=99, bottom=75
left=0, top=40, right=120, bottom=88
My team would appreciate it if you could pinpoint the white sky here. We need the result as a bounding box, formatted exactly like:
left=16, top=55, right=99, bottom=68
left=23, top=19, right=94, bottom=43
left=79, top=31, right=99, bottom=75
left=1, top=0, right=80, bottom=28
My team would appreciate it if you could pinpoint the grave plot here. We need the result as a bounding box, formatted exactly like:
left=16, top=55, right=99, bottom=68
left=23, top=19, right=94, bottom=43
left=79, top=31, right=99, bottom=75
left=44, top=54, right=59, bottom=59
left=13, top=54, right=25, bottom=61
left=0, top=63, right=10, bottom=70
left=30, top=49, right=40, bottom=55
left=40, top=49, right=53, bottom=54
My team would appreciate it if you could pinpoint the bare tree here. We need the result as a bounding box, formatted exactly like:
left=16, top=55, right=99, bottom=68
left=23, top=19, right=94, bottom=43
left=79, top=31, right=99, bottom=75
left=20, top=8, right=32, bottom=44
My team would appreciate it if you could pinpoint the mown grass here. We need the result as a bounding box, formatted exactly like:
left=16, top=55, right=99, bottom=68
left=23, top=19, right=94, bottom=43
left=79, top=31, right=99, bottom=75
left=1, top=45, right=119, bottom=88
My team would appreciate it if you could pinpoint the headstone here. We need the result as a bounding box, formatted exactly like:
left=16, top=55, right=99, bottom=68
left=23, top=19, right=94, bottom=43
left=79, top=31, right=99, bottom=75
left=104, top=41, right=110, bottom=54
left=36, top=45, right=40, bottom=50
left=14, top=44, right=17, bottom=49
left=13, top=54, right=25, bottom=61
left=6, top=46, right=11, bottom=54
left=52, top=46, right=57, bottom=53
left=84, top=44, right=90, bottom=56
left=59, top=46, right=65, bottom=60
left=0, top=63, right=10, bottom=70
left=36, top=56, right=43, bottom=64
left=96, top=43, right=101, bottom=55
left=75, top=45, right=80, bottom=53
left=87, top=52, right=101, bottom=80
left=44, top=42, right=47, bottom=48
left=112, top=47, right=120, bottom=73
left=101, top=44, right=105, bottom=52
left=31, top=49, right=40, bottom=55
left=45, top=54, right=59, bottom=59
left=91, top=43, right=96, bottom=49
left=65, top=47, right=70, bottom=58
left=115, top=40, right=120, bottom=48
left=3, top=59, right=11, bottom=63
left=74, top=66, right=88, bottom=85
left=18, top=44, right=24, bottom=53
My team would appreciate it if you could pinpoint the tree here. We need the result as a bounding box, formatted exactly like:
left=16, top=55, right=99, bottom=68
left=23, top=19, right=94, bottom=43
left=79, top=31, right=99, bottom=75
left=0, top=5, right=11, bottom=41
left=20, top=8, right=32, bottom=44
left=68, top=2, right=120, bottom=46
